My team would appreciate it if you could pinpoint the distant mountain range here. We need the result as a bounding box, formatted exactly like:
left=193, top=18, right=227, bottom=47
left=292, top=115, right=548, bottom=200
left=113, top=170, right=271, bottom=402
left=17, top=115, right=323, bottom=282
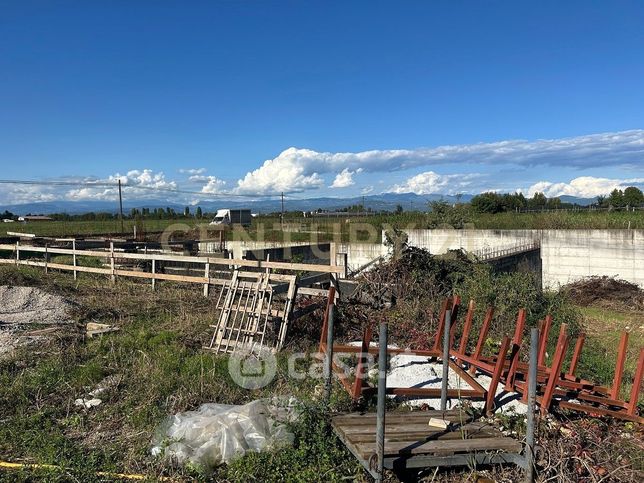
left=0, top=192, right=597, bottom=216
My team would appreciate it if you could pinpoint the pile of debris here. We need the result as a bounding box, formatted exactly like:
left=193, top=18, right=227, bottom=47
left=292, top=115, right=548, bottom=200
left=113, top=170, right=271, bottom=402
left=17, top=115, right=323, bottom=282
left=349, top=246, right=477, bottom=309
left=563, top=276, right=644, bottom=310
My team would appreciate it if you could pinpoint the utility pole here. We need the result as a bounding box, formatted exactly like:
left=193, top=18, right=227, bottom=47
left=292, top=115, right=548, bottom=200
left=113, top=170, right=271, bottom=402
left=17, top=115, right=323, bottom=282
left=281, top=192, right=284, bottom=229
left=362, top=195, right=365, bottom=215
left=118, top=179, right=124, bottom=233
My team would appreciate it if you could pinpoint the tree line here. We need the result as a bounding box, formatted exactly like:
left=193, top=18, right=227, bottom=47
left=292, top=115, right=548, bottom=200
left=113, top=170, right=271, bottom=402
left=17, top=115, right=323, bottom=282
left=468, top=186, right=643, bottom=214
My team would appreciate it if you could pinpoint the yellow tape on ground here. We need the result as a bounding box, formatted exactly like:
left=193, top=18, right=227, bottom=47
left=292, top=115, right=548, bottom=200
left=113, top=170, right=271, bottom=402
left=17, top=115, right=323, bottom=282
left=0, top=461, right=175, bottom=481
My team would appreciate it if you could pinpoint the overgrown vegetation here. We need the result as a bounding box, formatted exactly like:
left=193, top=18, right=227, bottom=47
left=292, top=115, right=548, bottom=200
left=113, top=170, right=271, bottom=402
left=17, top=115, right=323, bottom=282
left=0, top=266, right=360, bottom=481
left=0, top=257, right=642, bottom=481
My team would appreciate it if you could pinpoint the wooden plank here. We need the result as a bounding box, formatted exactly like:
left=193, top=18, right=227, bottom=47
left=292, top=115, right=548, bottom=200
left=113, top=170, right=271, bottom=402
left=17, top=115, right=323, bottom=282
left=336, top=420, right=487, bottom=435
left=354, top=436, right=522, bottom=458
left=297, top=287, right=332, bottom=297
left=115, top=269, right=208, bottom=283
left=339, top=427, right=501, bottom=444
left=0, top=243, right=344, bottom=273
left=337, top=421, right=492, bottom=437
left=332, top=410, right=472, bottom=424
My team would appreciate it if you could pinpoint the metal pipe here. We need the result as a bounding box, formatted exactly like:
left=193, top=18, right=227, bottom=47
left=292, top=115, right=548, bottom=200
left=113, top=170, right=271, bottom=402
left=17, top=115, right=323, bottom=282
left=525, top=327, right=539, bottom=483
left=324, top=303, right=335, bottom=403
left=375, top=322, right=387, bottom=482
left=440, top=309, right=451, bottom=411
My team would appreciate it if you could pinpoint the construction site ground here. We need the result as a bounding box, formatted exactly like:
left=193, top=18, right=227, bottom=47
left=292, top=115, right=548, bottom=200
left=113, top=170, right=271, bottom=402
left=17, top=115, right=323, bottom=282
left=0, top=263, right=642, bottom=482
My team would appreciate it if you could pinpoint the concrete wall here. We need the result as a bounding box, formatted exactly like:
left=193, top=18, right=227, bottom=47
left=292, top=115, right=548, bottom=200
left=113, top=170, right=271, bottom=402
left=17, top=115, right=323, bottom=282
left=403, top=229, right=644, bottom=288
left=338, top=242, right=388, bottom=275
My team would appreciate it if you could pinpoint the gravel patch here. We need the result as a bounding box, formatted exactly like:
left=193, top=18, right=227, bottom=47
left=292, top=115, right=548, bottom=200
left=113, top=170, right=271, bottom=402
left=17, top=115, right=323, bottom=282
left=0, top=285, right=74, bottom=358
left=0, top=285, right=73, bottom=325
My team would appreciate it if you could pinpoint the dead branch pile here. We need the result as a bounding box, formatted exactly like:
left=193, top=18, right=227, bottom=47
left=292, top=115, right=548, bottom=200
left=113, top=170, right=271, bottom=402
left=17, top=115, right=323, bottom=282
left=349, top=246, right=478, bottom=309
left=536, top=416, right=644, bottom=482
left=563, top=276, right=644, bottom=311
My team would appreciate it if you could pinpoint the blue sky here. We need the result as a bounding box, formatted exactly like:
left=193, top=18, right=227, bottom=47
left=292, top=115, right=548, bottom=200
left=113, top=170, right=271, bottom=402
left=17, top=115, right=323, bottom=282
left=1, top=1, right=643, bottom=205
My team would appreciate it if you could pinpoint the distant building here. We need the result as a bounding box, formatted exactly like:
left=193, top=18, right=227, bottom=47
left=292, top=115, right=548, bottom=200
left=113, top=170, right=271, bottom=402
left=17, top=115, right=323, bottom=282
left=17, top=216, right=53, bottom=222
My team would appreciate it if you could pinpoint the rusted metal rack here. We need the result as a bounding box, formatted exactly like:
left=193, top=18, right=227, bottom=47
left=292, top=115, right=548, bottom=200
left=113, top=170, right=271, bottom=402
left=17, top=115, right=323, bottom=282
left=320, top=289, right=644, bottom=423
left=329, top=321, right=535, bottom=481
left=318, top=294, right=487, bottom=402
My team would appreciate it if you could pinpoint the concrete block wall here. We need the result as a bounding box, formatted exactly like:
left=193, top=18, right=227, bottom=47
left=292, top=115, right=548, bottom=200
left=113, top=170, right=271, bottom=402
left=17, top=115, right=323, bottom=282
left=402, top=229, right=644, bottom=289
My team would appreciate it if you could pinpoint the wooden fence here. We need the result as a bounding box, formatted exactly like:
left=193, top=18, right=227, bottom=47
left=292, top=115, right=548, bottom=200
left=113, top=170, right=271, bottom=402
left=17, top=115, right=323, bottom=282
left=0, top=242, right=343, bottom=295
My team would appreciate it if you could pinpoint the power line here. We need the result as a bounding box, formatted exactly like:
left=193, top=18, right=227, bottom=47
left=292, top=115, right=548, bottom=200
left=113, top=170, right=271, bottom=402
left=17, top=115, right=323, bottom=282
left=0, top=178, right=301, bottom=200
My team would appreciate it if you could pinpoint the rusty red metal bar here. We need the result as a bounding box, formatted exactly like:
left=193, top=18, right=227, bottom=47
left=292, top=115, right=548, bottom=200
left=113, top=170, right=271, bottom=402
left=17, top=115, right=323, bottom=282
left=485, top=336, right=512, bottom=415
left=537, top=314, right=552, bottom=367
left=540, top=324, right=569, bottom=415
left=610, top=331, right=629, bottom=400
left=567, top=333, right=586, bottom=377
left=457, top=299, right=476, bottom=363
left=504, top=309, right=527, bottom=391
left=469, top=306, right=494, bottom=375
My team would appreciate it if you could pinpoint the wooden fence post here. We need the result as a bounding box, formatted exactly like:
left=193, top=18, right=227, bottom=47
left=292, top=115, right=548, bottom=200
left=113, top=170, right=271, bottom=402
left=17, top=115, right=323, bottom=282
left=203, top=262, right=210, bottom=297
left=44, top=243, right=48, bottom=274
left=151, top=259, right=156, bottom=291
left=110, top=241, right=115, bottom=283
left=15, top=240, right=19, bottom=266
left=72, top=239, right=77, bottom=280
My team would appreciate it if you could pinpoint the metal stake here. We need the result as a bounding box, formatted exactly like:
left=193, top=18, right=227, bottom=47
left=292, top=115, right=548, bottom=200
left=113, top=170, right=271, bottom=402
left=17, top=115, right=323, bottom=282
left=375, top=322, right=387, bottom=482
left=324, top=303, right=335, bottom=403
left=441, top=309, right=451, bottom=410
left=525, top=327, right=539, bottom=483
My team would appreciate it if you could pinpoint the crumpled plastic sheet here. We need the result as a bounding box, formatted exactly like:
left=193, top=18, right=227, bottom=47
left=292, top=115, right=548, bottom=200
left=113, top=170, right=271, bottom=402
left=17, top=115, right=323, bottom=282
left=151, top=398, right=297, bottom=471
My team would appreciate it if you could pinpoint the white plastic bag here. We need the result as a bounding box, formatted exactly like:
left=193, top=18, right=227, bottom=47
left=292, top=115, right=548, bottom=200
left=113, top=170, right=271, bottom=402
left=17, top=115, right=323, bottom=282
left=151, top=398, right=296, bottom=471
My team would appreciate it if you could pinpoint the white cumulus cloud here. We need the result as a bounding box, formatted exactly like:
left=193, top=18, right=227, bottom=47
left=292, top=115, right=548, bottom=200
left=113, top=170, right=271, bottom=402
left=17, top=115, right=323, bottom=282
left=179, top=168, right=206, bottom=175
left=66, top=169, right=177, bottom=201
left=201, top=176, right=227, bottom=194
left=526, top=176, right=644, bottom=198
left=388, top=171, right=480, bottom=195
left=230, top=130, right=644, bottom=194
left=330, top=168, right=357, bottom=188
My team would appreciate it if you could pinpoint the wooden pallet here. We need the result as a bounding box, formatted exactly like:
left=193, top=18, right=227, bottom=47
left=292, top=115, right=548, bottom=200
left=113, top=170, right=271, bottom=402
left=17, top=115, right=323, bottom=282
left=331, top=410, right=524, bottom=474
left=204, top=269, right=298, bottom=354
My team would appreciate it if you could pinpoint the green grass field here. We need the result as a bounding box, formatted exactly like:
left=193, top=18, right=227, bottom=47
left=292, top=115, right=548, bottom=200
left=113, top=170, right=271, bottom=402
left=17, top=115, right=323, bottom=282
left=4, top=209, right=643, bottom=241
